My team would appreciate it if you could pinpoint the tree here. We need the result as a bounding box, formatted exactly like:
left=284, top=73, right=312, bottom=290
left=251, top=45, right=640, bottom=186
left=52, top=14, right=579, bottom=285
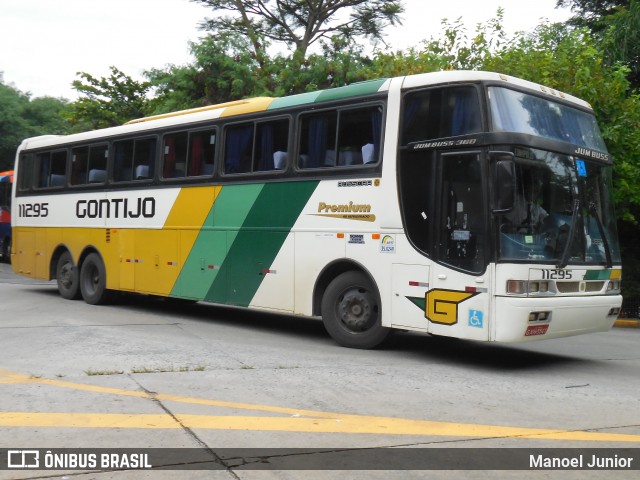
left=0, top=81, right=70, bottom=171
left=556, top=0, right=630, bottom=32
left=66, top=66, right=151, bottom=130
left=147, top=32, right=273, bottom=113
left=601, top=1, right=640, bottom=88
left=276, top=34, right=371, bottom=94
left=365, top=9, right=508, bottom=79
left=192, top=0, right=404, bottom=63
left=557, top=1, right=639, bottom=88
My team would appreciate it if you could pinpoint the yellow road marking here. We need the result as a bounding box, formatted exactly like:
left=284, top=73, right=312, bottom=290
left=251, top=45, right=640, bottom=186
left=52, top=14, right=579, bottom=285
left=1, top=369, right=639, bottom=443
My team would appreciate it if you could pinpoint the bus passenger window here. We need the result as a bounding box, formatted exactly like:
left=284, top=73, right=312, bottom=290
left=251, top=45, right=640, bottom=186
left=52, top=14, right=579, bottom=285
left=163, top=132, right=188, bottom=179
left=255, top=119, right=289, bottom=171
left=88, top=145, right=108, bottom=183
left=36, top=151, right=67, bottom=188
left=337, top=107, right=382, bottom=166
left=71, top=145, right=108, bottom=185
left=133, top=138, right=156, bottom=180
left=224, top=124, right=253, bottom=174
left=71, top=147, right=89, bottom=185
left=187, top=130, right=216, bottom=176
left=114, top=140, right=134, bottom=182
left=299, top=107, right=381, bottom=169
left=17, top=155, right=33, bottom=191
left=114, top=138, right=156, bottom=182
left=402, top=87, right=481, bottom=144
left=298, top=112, right=337, bottom=169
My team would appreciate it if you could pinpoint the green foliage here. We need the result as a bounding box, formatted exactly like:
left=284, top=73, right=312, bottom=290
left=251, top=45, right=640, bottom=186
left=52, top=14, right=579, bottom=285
left=66, top=66, right=151, bottom=130
left=192, top=0, right=404, bottom=61
left=0, top=81, right=70, bottom=170
left=277, top=36, right=371, bottom=95
left=147, top=32, right=276, bottom=113
left=557, top=0, right=630, bottom=33
left=366, top=9, right=508, bottom=77
left=601, top=1, right=640, bottom=88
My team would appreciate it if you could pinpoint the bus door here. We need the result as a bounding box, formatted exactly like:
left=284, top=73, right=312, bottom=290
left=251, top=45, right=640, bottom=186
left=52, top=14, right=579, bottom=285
left=428, top=151, right=490, bottom=340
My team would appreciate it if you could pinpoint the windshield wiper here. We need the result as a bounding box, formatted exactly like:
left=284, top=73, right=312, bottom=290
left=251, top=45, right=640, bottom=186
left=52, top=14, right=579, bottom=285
left=557, top=199, right=580, bottom=269
left=588, top=201, right=613, bottom=268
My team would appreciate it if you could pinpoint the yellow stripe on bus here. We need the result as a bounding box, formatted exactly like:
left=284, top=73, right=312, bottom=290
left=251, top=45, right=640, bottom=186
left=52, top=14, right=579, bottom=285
left=131, top=186, right=222, bottom=296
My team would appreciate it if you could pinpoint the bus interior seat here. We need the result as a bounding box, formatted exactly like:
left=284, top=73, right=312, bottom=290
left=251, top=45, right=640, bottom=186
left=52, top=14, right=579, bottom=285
left=273, top=151, right=287, bottom=169
left=49, top=174, right=65, bottom=187
left=201, top=163, right=214, bottom=175
left=340, top=150, right=363, bottom=165
left=362, top=143, right=375, bottom=163
left=324, top=150, right=336, bottom=166
left=88, top=169, right=107, bottom=183
left=135, top=165, right=149, bottom=179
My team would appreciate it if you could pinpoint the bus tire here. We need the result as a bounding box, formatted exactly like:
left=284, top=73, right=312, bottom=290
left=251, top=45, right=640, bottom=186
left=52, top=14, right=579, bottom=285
left=56, top=251, right=81, bottom=300
left=79, top=253, right=109, bottom=305
left=2, top=237, right=10, bottom=264
left=321, top=271, right=390, bottom=349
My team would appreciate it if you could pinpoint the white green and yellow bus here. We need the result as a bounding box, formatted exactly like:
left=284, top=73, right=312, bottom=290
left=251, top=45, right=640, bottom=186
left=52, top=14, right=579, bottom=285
left=11, top=71, right=622, bottom=348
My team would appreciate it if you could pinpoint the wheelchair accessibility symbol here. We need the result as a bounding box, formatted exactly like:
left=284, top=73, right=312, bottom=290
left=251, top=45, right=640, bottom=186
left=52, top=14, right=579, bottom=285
left=469, top=310, right=483, bottom=328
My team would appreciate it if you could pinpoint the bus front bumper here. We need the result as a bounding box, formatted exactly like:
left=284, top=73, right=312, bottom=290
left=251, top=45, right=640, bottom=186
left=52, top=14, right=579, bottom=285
left=494, top=295, right=622, bottom=342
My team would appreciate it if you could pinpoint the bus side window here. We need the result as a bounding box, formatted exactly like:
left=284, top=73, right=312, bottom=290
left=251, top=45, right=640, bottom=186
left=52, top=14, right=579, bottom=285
left=187, top=130, right=216, bottom=176
left=114, top=140, right=134, bottom=182
left=35, top=151, right=67, bottom=188
left=224, top=124, right=253, bottom=174
left=402, top=87, right=481, bottom=144
left=298, top=112, right=337, bottom=169
left=163, top=132, right=188, bottom=179
left=18, top=154, right=33, bottom=191
left=134, top=138, right=156, bottom=180
left=114, top=138, right=155, bottom=182
left=88, top=145, right=108, bottom=183
left=71, top=147, right=89, bottom=185
left=255, top=119, right=289, bottom=172
left=299, top=107, right=381, bottom=170
left=336, top=106, right=382, bottom=166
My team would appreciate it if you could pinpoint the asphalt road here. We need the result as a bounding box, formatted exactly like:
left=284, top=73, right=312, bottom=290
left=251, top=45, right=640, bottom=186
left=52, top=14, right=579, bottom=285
left=0, top=263, right=638, bottom=479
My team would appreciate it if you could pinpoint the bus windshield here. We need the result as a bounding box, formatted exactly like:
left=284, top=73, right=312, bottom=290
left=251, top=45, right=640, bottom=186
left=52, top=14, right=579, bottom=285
left=489, top=87, right=607, bottom=151
left=497, top=149, right=621, bottom=266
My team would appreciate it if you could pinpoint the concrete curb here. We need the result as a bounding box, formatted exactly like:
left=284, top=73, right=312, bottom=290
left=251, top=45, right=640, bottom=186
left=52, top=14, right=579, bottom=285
left=614, top=319, right=640, bottom=328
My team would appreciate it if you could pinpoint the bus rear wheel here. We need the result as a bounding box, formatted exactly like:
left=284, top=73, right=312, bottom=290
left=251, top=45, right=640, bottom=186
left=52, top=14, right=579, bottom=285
left=1, top=237, right=10, bottom=264
left=56, top=251, right=81, bottom=300
left=80, top=253, right=109, bottom=305
left=321, top=271, right=390, bottom=349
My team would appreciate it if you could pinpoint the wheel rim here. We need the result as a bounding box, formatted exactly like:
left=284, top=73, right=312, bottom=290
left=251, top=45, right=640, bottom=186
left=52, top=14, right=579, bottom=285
left=336, top=287, right=376, bottom=332
left=84, top=263, right=99, bottom=295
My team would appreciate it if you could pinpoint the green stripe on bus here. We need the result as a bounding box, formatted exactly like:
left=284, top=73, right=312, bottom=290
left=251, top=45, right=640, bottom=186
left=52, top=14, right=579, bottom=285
left=268, top=91, right=322, bottom=110
left=268, top=79, right=388, bottom=110
left=315, top=79, right=388, bottom=102
left=171, top=184, right=264, bottom=299
left=584, top=270, right=612, bottom=280
left=204, top=181, right=318, bottom=306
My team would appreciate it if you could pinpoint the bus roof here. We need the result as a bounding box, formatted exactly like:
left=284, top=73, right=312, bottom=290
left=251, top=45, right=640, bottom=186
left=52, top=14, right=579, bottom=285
left=17, top=71, right=590, bottom=151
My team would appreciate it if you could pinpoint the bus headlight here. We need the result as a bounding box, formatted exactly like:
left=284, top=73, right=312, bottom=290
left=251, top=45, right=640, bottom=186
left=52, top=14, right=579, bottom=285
left=507, top=280, right=553, bottom=295
left=529, top=311, right=552, bottom=322
left=607, top=280, right=621, bottom=292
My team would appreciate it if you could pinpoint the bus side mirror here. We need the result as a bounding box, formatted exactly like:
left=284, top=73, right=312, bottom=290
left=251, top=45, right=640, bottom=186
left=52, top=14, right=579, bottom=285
left=492, top=154, right=515, bottom=213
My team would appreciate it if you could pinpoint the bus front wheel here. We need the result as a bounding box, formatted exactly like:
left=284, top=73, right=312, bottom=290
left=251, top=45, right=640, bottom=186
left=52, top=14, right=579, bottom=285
left=56, top=251, right=81, bottom=300
left=79, top=253, right=109, bottom=305
left=321, top=271, right=390, bottom=349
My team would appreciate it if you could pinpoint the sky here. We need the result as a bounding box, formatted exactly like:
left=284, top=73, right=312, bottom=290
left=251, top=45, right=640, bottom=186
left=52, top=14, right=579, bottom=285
left=0, top=0, right=573, bottom=100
